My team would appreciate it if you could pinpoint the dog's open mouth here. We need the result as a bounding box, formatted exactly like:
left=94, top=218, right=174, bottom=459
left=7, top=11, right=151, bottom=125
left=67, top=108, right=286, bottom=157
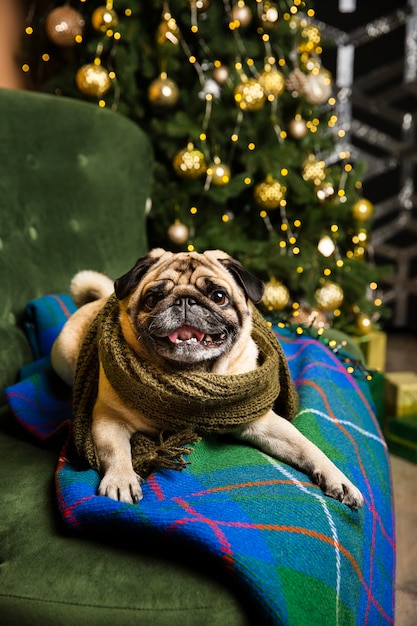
left=166, top=325, right=226, bottom=347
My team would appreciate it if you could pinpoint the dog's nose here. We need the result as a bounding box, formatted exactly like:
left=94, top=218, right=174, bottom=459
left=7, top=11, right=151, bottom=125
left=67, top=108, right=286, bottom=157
left=174, top=296, right=197, bottom=308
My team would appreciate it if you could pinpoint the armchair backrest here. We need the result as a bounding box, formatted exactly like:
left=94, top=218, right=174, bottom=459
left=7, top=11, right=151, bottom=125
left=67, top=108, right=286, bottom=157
left=0, top=88, right=153, bottom=396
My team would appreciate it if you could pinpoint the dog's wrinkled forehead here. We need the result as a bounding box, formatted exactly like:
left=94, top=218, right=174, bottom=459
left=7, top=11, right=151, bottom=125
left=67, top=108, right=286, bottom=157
left=145, top=251, right=228, bottom=286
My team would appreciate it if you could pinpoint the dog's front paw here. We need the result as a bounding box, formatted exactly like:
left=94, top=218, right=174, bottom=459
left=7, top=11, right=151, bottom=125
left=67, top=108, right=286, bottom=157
left=312, top=469, right=364, bottom=510
left=98, top=470, right=144, bottom=504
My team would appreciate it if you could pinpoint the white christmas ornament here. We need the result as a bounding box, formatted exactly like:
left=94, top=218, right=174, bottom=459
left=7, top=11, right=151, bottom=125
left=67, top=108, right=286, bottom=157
left=199, top=79, right=222, bottom=100
left=303, top=71, right=332, bottom=105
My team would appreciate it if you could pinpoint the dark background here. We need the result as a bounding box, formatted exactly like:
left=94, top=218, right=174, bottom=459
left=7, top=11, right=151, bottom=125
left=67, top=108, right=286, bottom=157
left=316, top=0, right=417, bottom=331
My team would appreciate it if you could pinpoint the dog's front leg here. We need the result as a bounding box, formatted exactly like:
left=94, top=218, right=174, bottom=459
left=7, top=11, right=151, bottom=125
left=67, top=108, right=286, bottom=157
left=91, top=415, right=143, bottom=504
left=236, top=410, right=364, bottom=509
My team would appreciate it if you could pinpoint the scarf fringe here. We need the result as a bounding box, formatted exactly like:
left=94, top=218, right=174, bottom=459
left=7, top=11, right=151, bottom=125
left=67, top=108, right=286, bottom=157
left=131, top=430, right=200, bottom=476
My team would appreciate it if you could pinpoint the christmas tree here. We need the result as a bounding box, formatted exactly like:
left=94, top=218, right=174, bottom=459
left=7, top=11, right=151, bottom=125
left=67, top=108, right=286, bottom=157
left=22, top=0, right=388, bottom=336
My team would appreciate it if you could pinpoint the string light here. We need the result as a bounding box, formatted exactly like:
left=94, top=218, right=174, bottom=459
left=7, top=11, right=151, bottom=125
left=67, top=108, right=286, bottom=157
left=269, top=316, right=373, bottom=380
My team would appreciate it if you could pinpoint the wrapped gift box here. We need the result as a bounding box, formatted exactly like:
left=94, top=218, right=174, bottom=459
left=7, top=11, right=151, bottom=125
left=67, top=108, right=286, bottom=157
left=385, top=371, right=417, bottom=418
left=351, top=330, right=387, bottom=371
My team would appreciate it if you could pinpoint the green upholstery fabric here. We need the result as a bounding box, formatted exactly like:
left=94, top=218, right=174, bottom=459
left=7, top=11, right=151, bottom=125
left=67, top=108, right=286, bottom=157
left=0, top=87, right=151, bottom=392
left=0, top=89, right=252, bottom=625
left=0, top=409, right=250, bottom=625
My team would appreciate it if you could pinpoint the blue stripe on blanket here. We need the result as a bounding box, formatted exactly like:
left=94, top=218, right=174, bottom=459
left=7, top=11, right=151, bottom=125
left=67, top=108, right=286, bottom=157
left=5, top=295, right=395, bottom=625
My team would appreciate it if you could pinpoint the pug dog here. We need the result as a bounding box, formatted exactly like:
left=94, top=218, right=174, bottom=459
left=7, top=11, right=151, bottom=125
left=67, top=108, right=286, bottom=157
left=51, top=248, right=364, bottom=509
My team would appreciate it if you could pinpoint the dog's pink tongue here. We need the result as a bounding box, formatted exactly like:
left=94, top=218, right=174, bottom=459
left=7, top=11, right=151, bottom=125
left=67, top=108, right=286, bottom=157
left=168, top=325, right=205, bottom=343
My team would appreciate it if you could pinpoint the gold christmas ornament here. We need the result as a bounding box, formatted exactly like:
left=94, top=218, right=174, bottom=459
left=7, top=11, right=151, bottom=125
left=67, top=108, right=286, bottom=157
left=148, top=74, right=180, bottom=107
left=314, top=281, right=344, bottom=311
left=75, top=63, right=112, bottom=97
left=234, top=78, right=266, bottom=111
left=230, top=2, right=252, bottom=28
left=258, top=68, right=285, bottom=98
left=262, top=278, right=290, bottom=311
left=92, top=6, right=119, bottom=32
left=45, top=6, right=84, bottom=47
left=167, top=220, right=189, bottom=245
left=298, top=25, right=322, bottom=54
left=207, top=158, right=231, bottom=186
left=288, top=116, right=308, bottom=139
left=259, top=2, right=280, bottom=30
left=303, top=70, right=332, bottom=105
left=302, top=155, right=327, bottom=186
left=173, top=143, right=207, bottom=179
left=355, top=313, right=373, bottom=335
left=352, top=198, right=374, bottom=222
left=254, top=176, right=285, bottom=210
left=212, top=64, right=229, bottom=85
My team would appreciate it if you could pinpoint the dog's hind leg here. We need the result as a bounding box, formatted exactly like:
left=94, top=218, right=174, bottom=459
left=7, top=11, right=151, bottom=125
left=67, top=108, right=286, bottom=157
left=236, top=410, right=364, bottom=509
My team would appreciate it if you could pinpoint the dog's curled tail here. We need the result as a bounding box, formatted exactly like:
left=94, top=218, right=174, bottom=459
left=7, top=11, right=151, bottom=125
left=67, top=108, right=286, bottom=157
left=71, top=270, right=114, bottom=307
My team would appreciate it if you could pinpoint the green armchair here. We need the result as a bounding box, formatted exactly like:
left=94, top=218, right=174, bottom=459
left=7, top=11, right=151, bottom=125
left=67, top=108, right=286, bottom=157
left=0, top=87, right=252, bottom=625
left=0, top=87, right=395, bottom=626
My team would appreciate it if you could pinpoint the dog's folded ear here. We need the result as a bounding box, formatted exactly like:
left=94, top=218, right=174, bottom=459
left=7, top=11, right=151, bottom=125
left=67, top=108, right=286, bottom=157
left=114, top=250, right=165, bottom=300
left=219, top=258, right=265, bottom=303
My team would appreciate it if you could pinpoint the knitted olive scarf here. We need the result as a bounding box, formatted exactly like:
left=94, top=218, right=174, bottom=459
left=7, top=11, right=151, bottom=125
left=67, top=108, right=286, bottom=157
left=73, top=294, right=298, bottom=476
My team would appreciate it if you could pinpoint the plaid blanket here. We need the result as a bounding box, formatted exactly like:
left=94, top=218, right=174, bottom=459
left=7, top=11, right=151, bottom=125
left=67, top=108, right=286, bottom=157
left=6, top=295, right=395, bottom=625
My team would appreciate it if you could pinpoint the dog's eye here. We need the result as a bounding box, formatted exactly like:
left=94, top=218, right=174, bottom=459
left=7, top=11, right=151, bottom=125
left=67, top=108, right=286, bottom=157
left=144, top=291, right=162, bottom=310
left=210, top=290, right=229, bottom=306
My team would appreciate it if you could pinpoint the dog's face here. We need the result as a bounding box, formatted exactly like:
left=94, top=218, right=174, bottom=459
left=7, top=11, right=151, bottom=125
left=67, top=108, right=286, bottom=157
left=114, top=248, right=264, bottom=367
